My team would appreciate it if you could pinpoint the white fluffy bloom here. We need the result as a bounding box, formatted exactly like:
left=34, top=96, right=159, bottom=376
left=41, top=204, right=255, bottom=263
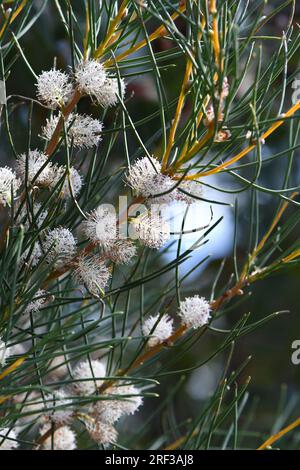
left=72, top=359, right=106, bottom=396
left=93, top=383, right=143, bottom=424
left=43, top=227, right=77, bottom=268
left=104, top=239, right=137, bottom=265
left=50, top=165, right=83, bottom=199
left=83, top=206, right=117, bottom=249
left=142, top=314, right=173, bottom=347
left=0, top=428, right=18, bottom=450
left=24, top=289, right=48, bottom=315
left=74, top=256, right=111, bottom=296
left=131, top=211, right=170, bottom=249
left=62, top=167, right=83, bottom=197
left=43, top=389, right=73, bottom=424
left=95, top=76, right=126, bottom=107
left=0, top=167, right=21, bottom=206
left=75, top=60, right=107, bottom=100
left=39, top=423, right=76, bottom=450
left=20, top=241, right=42, bottom=267
left=178, top=295, right=211, bottom=329
left=42, top=113, right=103, bottom=149
left=85, top=419, right=118, bottom=446
left=36, top=69, right=73, bottom=109
left=126, top=156, right=176, bottom=203
left=0, top=339, right=11, bottom=367
left=176, top=180, right=203, bottom=205
left=16, top=150, right=55, bottom=187
left=126, top=157, right=204, bottom=206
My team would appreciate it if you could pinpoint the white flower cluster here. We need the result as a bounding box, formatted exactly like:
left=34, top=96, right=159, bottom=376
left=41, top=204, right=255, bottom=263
left=72, top=359, right=105, bottom=396
left=20, top=241, right=43, bottom=268
left=142, top=314, right=173, bottom=347
left=0, top=167, right=21, bottom=207
left=104, top=239, right=137, bottom=265
left=44, top=227, right=77, bottom=268
left=43, top=389, right=74, bottom=425
left=85, top=419, right=118, bottom=446
left=35, top=61, right=126, bottom=151
left=75, top=60, right=126, bottom=107
left=141, top=296, right=211, bottom=345
left=123, top=156, right=206, bottom=251
left=73, top=255, right=111, bottom=297
left=83, top=206, right=117, bottom=249
left=36, top=388, right=77, bottom=450
left=74, top=205, right=137, bottom=292
left=0, top=427, right=19, bottom=450
left=33, top=361, right=143, bottom=449
left=85, top=382, right=142, bottom=446
left=36, top=62, right=125, bottom=111
left=178, top=295, right=211, bottom=329
left=36, top=69, right=74, bottom=109
left=69, top=359, right=143, bottom=447
left=92, top=382, right=143, bottom=424
left=20, top=226, right=77, bottom=270
left=24, top=289, right=48, bottom=315
left=130, top=210, right=170, bottom=249
left=39, top=423, right=76, bottom=451
left=126, top=156, right=203, bottom=205
left=16, top=149, right=83, bottom=198
left=42, top=113, right=103, bottom=149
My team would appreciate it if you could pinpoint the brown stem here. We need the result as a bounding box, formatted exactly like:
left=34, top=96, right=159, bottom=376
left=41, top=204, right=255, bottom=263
left=45, top=89, right=82, bottom=157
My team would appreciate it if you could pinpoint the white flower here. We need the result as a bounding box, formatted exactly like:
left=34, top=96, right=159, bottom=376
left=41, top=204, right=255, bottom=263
left=178, top=295, right=211, bottom=329
left=74, top=256, right=111, bottom=296
left=142, top=314, right=173, bottom=347
left=20, top=241, right=42, bottom=267
left=43, top=227, right=77, bottom=268
left=24, top=289, right=48, bottom=315
left=43, top=389, right=73, bottom=424
left=0, top=339, right=11, bottom=367
left=95, top=76, right=126, bottom=107
left=131, top=211, right=170, bottom=249
left=42, top=113, right=103, bottom=149
left=85, top=419, right=118, bottom=446
left=0, top=428, right=18, bottom=450
left=176, top=180, right=203, bottom=205
left=126, top=156, right=176, bottom=203
left=75, top=60, right=107, bottom=101
left=0, top=167, right=21, bottom=206
left=72, top=359, right=106, bottom=396
left=16, top=150, right=55, bottom=187
left=39, top=423, right=76, bottom=450
left=104, top=239, right=137, bottom=264
left=50, top=166, right=83, bottom=199
left=83, top=206, right=117, bottom=249
left=36, top=69, right=73, bottom=109
left=93, top=383, right=143, bottom=424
